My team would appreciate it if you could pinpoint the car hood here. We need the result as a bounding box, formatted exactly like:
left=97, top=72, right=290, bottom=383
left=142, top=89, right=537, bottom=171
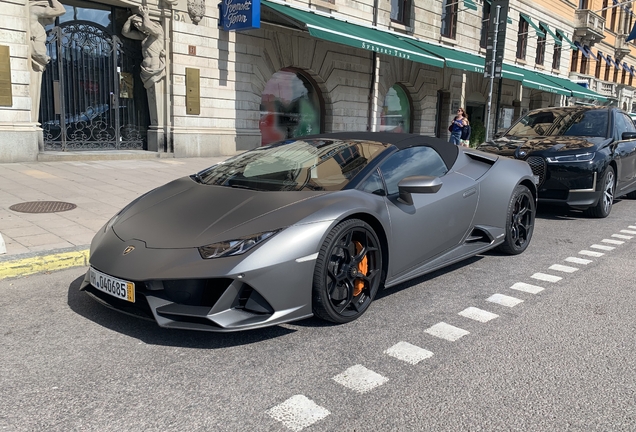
left=478, top=135, right=607, bottom=157
left=112, top=176, right=329, bottom=248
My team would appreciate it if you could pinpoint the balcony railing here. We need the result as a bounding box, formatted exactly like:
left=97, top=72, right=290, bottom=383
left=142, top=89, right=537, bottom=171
left=574, top=9, right=605, bottom=44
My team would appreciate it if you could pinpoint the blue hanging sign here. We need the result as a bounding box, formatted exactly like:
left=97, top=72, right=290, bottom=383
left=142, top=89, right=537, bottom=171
left=219, top=0, right=261, bottom=31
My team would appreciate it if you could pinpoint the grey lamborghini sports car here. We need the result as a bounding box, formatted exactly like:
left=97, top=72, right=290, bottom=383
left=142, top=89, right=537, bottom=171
left=81, top=132, right=537, bottom=332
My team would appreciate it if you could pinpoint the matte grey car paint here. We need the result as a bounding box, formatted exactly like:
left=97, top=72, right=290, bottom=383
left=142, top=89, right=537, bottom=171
left=81, top=141, right=536, bottom=332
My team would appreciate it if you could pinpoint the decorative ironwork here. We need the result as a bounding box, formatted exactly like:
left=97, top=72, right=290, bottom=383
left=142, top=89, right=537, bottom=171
left=40, top=21, right=148, bottom=151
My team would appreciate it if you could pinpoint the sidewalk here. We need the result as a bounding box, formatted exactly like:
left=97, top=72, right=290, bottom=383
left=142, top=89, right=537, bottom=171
left=0, top=152, right=235, bottom=279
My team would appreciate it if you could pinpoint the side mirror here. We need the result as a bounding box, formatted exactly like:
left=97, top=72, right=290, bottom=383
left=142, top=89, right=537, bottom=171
left=397, top=176, right=443, bottom=205
left=621, top=131, right=636, bottom=141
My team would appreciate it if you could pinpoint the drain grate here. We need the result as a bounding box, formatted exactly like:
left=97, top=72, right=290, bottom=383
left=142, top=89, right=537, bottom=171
left=9, top=201, right=77, bottom=214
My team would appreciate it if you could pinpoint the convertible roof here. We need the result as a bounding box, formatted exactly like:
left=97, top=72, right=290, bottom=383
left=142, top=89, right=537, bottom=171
left=309, top=132, right=459, bottom=170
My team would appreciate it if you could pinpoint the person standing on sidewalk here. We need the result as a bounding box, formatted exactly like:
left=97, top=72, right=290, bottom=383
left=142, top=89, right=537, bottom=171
left=449, top=108, right=466, bottom=145
left=460, top=114, right=471, bottom=147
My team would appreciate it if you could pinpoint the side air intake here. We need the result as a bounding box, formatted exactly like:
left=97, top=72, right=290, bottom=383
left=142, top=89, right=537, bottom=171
left=464, top=228, right=494, bottom=244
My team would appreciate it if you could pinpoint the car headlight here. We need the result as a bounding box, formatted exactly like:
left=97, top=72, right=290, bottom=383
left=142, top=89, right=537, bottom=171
left=546, top=152, right=595, bottom=163
left=198, top=230, right=281, bottom=259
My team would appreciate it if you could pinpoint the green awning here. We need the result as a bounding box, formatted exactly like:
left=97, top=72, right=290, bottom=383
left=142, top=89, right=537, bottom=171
left=407, top=40, right=485, bottom=73
left=501, top=64, right=607, bottom=100
left=556, top=29, right=577, bottom=50
left=519, top=13, right=546, bottom=38
left=463, top=0, right=478, bottom=11
left=540, top=22, right=562, bottom=46
left=542, top=74, right=608, bottom=101
left=261, top=1, right=444, bottom=67
left=501, top=64, right=570, bottom=96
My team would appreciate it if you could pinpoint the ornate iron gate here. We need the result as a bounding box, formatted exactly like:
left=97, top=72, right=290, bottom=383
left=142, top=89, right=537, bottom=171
left=40, top=21, right=148, bottom=151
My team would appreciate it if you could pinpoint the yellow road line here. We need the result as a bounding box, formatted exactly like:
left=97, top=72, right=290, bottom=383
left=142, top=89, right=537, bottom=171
left=0, top=249, right=90, bottom=280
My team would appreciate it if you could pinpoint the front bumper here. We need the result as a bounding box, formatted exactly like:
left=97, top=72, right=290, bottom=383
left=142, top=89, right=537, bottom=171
left=80, top=221, right=333, bottom=332
left=529, top=158, right=603, bottom=208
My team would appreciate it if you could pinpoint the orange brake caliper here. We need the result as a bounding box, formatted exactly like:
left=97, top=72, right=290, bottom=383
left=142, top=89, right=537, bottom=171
left=353, top=241, right=368, bottom=297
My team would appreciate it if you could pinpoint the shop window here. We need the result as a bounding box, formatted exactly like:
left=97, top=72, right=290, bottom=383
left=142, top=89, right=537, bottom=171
left=441, top=0, right=457, bottom=39
left=516, top=17, right=528, bottom=59
left=391, top=0, right=411, bottom=25
left=260, top=69, right=322, bottom=146
left=379, top=84, right=412, bottom=133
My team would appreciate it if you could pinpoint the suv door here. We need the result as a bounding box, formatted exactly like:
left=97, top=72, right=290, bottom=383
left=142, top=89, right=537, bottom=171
left=614, top=111, right=636, bottom=192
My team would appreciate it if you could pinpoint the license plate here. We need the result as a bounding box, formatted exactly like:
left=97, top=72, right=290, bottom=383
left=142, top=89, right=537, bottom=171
left=90, top=267, right=135, bottom=303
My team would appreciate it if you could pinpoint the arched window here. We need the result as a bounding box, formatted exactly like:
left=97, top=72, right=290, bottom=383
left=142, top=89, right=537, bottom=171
left=379, top=84, right=412, bottom=133
left=260, top=69, right=322, bottom=146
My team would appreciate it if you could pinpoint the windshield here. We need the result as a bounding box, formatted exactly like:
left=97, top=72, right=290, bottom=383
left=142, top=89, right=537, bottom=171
left=506, top=109, right=609, bottom=138
left=194, top=139, right=389, bottom=191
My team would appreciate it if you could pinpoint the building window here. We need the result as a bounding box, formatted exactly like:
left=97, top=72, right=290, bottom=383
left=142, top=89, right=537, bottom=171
left=516, top=17, right=529, bottom=59
left=580, top=52, right=588, bottom=74
left=605, top=57, right=612, bottom=80
left=570, top=49, right=579, bottom=72
left=614, top=67, right=619, bottom=82
left=630, top=69, right=634, bottom=86
left=379, top=84, right=412, bottom=133
left=602, top=0, right=608, bottom=20
left=480, top=1, right=491, bottom=49
left=595, top=52, right=602, bottom=78
left=441, top=0, right=458, bottom=39
left=391, top=0, right=410, bottom=24
left=536, top=24, right=547, bottom=65
left=611, top=5, right=617, bottom=31
left=552, top=32, right=562, bottom=69
left=260, top=69, right=322, bottom=146
left=579, top=0, right=588, bottom=8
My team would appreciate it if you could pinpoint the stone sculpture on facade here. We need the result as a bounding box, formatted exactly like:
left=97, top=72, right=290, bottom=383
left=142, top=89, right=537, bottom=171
left=122, top=6, right=166, bottom=128
left=29, top=0, right=65, bottom=123
left=187, top=0, right=206, bottom=24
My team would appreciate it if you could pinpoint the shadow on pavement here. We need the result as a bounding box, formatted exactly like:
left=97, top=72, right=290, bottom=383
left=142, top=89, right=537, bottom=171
left=66, top=275, right=296, bottom=348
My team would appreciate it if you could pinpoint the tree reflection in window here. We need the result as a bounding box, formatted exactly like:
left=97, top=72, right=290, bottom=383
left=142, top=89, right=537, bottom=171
left=260, top=70, right=321, bottom=146
left=379, top=84, right=411, bottom=133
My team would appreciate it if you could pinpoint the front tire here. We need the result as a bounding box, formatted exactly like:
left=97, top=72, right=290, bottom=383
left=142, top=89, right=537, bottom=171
left=584, top=167, right=615, bottom=218
left=498, top=185, right=535, bottom=255
left=312, top=219, right=383, bottom=324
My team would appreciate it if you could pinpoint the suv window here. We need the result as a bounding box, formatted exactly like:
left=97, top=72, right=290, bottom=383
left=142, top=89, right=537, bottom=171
left=379, top=147, right=448, bottom=195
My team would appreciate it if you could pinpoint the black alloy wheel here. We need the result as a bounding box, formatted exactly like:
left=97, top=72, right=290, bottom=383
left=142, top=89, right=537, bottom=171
left=312, top=219, right=383, bottom=324
left=585, top=167, right=615, bottom=218
left=498, top=185, right=535, bottom=255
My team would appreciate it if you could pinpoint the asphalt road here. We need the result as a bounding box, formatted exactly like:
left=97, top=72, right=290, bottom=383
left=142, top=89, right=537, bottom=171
left=2, top=199, right=636, bottom=431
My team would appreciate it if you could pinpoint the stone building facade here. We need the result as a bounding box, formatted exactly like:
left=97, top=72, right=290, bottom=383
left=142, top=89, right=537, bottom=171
left=0, top=0, right=632, bottom=162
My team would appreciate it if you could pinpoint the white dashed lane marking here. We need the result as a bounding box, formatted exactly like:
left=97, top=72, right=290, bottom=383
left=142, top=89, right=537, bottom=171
left=629, top=226, right=636, bottom=229
left=424, top=322, right=470, bottom=341
left=591, top=244, right=615, bottom=251
left=510, top=282, right=544, bottom=294
left=332, top=365, right=389, bottom=394
left=620, top=229, right=636, bottom=235
left=531, top=273, right=562, bottom=283
left=267, top=395, right=330, bottom=431
left=458, top=307, right=499, bottom=322
left=385, top=342, right=434, bottom=365
left=612, top=234, right=633, bottom=240
left=487, top=293, right=524, bottom=307
left=579, top=250, right=604, bottom=257
left=548, top=264, right=579, bottom=273
left=565, top=257, right=592, bottom=265
left=602, top=239, right=624, bottom=245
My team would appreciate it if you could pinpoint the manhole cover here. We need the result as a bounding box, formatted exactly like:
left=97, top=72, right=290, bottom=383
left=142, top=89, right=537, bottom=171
left=9, top=201, right=77, bottom=214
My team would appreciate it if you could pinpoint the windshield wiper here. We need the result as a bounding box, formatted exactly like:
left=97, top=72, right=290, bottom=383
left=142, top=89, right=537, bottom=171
left=191, top=173, right=204, bottom=183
